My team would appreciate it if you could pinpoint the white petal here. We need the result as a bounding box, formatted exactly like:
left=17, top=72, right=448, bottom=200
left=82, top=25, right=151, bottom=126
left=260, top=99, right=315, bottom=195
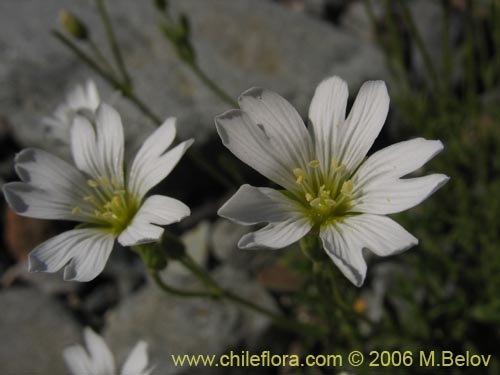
left=95, top=103, right=125, bottom=185
left=129, top=120, right=192, bottom=199
left=63, top=345, right=94, bottom=375
left=238, top=218, right=311, bottom=249
left=353, top=138, right=444, bottom=187
left=131, top=118, right=176, bottom=167
left=67, top=84, right=88, bottom=110
left=308, top=76, right=349, bottom=169
left=85, top=80, right=100, bottom=110
left=321, top=214, right=418, bottom=287
left=338, top=80, right=390, bottom=172
left=215, top=109, right=297, bottom=190
left=10, top=148, right=89, bottom=220
left=71, top=115, right=101, bottom=177
left=352, top=174, right=449, bottom=214
left=3, top=182, right=83, bottom=221
left=320, top=223, right=367, bottom=287
left=13, top=148, right=90, bottom=203
left=121, top=341, right=149, bottom=375
left=118, top=195, right=190, bottom=247
left=218, top=184, right=303, bottom=225
left=339, top=214, right=418, bottom=256
left=28, top=228, right=114, bottom=282
left=83, top=327, right=116, bottom=375
left=238, top=87, right=312, bottom=168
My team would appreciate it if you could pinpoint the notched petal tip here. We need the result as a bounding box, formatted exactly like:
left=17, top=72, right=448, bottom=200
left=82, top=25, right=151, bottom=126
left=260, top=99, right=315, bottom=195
left=2, top=183, right=30, bottom=213
left=28, top=253, right=48, bottom=272
left=214, top=109, right=245, bottom=145
left=215, top=109, right=245, bottom=122
left=238, top=87, right=265, bottom=101
left=15, top=148, right=37, bottom=164
left=237, top=234, right=260, bottom=250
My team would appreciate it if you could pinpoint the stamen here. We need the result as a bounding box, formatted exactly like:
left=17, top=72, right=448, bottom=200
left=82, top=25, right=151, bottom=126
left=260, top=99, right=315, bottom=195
left=325, top=199, right=336, bottom=207
left=341, top=180, right=353, bottom=196
left=71, top=206, right=81, bottom=215
left=87, top=179, right=98, bottom=188
left=308, top=160, right=320, bottom=168
left=293, top=168, right=304, bottom=177
left=98, top=176, right=110, bottom=190
left=111, top=177, right=120, bottom=188
left=310, top=198, right=321, bottom=208
left=293, top=168, right=305, bottom=185
left=305, top=193, right=313, bottom=202
left=331, top=159, right=346, bottom=172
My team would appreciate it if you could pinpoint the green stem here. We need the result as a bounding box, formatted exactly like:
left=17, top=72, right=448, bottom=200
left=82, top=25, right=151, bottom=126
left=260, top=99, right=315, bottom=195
left=95, top=0, right=131, bottom=86
left=150, top=269, right=215, bottom=298
left=324, top=264, right=375, bottom=328
left=53, top=30, right=122, bottom=89
left=398, top=0, right=438, bottom=87
left=187, top=61, right=238, bottom=107
left=88, top=40, right=117, bottom=78
left=178, top=252, right=324, bottom=338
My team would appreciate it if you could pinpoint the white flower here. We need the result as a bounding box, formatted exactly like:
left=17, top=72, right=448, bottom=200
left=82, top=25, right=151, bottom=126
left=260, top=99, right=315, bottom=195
left=64, top=327, right=152, bottom=375
left=215, top=76, right=449, bottom=287
left=3, top=103, right=192, bottom=281
left=43, top=79, right=100, bottom=148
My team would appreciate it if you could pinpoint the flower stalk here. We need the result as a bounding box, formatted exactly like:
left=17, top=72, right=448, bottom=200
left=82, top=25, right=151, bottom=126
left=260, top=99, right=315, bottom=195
left=138, top=238, right=324, bottom=338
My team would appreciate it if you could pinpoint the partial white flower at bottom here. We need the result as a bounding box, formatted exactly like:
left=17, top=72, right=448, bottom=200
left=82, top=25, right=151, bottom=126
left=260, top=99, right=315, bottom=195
left=3, top=103, right=192, bottom=281
left=215, top=76, right=449, bottom=287
left=64, top=327, right=152, bottom=375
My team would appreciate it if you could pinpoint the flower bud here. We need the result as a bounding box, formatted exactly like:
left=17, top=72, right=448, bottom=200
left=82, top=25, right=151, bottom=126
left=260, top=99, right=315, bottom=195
left=153, top=0, right=168, bottom=12
left=59, top=10, right=88, bottom=40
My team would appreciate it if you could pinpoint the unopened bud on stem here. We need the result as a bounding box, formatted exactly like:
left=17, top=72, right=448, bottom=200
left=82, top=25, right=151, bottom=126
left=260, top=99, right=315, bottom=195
left=59, top=10, right=88, bottom=40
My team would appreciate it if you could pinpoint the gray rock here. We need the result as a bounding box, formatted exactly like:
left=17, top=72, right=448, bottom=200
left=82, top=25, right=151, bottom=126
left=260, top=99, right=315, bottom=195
left=0, top=0, right=389, bottom=152
left=105, top=265, right=277, bottom=375
left=167, top=220, right=210, bottom=277
left=0, top=287, right=81, bottom=375
left=211, top=219, right=252, bottom=265
left=1, top=262, right=80, bottom=295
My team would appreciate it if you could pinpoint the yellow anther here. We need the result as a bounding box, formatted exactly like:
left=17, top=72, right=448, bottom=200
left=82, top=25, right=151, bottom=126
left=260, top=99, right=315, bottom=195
left=320, top=190, right=331, bottom=199
left=71, top=206, right=81, bottom=215
left=341, top=180, right=353, bottom=196
left=325, top=199, right=336, bottom=207
left=87, top=179, right=98, bottom=188
left=331, top=159, right=346, bottom=172
left=305, top=193, right=313, bottom=202
left=83, top=195, right=95, bottom=202
left=112, top=196, right=121, bottom=207
left=296, top=175, right=304, bottom=185
left=293, top=168, right=305, bottom=177
left=102, top=212, right=114, bottom=219
left=308, top=159, right=320, bottom=168
left=310, top=198, right=321, bottom=208
left=94, top=210, right=101, bottom=216
left=98, top=176, right=110, bottom=189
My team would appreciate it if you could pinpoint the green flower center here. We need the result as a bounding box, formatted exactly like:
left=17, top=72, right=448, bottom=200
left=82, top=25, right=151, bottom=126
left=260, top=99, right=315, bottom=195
left=71, top=176, right=139, bottom=234
left=290, top=158, right=354, bottom=225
